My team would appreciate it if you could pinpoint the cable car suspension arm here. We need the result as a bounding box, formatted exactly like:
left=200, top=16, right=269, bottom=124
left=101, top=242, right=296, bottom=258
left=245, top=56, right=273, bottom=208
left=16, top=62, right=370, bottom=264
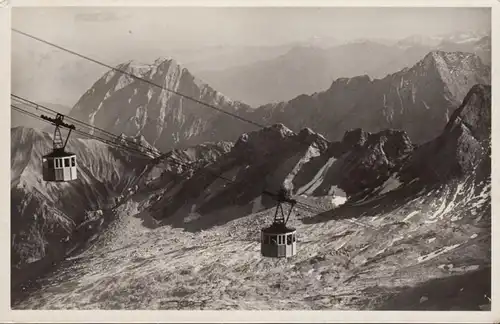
left=40, top=113, right=76, bottom=150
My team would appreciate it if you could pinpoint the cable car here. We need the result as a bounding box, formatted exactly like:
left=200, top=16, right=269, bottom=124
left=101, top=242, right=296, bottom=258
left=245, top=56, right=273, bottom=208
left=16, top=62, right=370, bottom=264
left=41, top=113, right=78, bottom=182
left=260, top=188, right=297, bottom=258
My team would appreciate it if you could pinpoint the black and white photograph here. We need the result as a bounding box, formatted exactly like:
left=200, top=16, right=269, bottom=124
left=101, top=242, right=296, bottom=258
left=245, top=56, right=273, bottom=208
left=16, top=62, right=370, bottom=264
left=4, top=1, right=497, bottom=321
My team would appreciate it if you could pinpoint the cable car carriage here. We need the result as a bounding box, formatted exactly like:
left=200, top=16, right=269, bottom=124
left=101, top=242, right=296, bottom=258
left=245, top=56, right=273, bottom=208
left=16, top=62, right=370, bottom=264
left=260, top=188, right=297, bottom=258
left=41, top=113, right=78, bottom=182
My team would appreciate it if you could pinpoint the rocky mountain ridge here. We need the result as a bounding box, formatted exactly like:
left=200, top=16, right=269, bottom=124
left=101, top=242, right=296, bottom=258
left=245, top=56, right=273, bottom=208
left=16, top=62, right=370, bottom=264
left=198, top=35, right=490, bottom=106
left=251, top=51, right=490, bottom=144
left=129, top=83, right=491, bottom=234
left=68, top=50, right=489, bottom=153
left=69, top=58, right=255, bottom=152
left=12, top=83, right=491, bottom=310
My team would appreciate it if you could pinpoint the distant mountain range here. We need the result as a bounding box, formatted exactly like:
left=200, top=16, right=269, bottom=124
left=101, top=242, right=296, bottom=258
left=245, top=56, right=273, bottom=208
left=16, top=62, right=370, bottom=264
left=250, top=51, right=490, bottom=145
left=68, top=49, right=490, bottom=152
left=12, top=30, right=490, bottom=111
left=197, top=34, right=490, bottom=106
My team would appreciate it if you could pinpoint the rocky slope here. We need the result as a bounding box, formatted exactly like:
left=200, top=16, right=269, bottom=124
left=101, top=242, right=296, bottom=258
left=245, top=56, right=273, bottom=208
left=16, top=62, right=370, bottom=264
left=13, top=84, right=491, bottom=310
left=69, top=59, right=256, bottom=152
left=10, top=126, right=231, bottom=293
left=10, top=126, right=151, bottom=288
left=250, top=51, right=490, bottom=144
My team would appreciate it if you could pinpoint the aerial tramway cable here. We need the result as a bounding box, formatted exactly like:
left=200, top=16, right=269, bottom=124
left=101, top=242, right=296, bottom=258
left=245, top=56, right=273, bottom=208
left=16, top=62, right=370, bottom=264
left=12, top=103, right=246, bottom=184
left=11, top=29, right=358, bottom=152
left=12, top=28, right=264, bottom=129
left=12, top=94, right=161, bottom=158
left=13, top=102, right=377, bottom=234
left=12, top=29, right=380, bottom=255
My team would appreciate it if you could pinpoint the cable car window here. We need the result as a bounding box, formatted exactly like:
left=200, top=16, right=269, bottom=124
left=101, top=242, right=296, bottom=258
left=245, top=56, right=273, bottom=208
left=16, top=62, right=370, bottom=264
left=55, top=159, right=59, bottom=168
left=287, top=235, right=292, bottom=245
left=71, top=157, right=75, bottom=167
left=48, top=159, right=54, bottom=168
left=64, top=158, right=70, bottom=167
left=293, top=234, right=296, bottom=242
left=271, top=236, right=277, bottom=245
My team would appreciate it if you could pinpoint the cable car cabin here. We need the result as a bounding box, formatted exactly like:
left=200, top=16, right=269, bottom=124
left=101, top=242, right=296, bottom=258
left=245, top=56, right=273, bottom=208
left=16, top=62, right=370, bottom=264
left=261, top=223, right=297, bottom=258
left=42, top=149, right=77, bottom=182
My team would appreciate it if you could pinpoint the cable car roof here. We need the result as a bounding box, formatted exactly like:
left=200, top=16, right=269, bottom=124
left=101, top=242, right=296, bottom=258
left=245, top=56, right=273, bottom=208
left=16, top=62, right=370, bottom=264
left=43, top=150, right=76, bottom=158
left=262, top=223, right=296, bottom=234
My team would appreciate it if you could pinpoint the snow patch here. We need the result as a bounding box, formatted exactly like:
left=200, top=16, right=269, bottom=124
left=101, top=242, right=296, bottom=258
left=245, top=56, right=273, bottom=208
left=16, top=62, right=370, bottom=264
left=114, top=74, right=133, bottom=92
left=438, top=264, right=480, bottom=272
left=330, top=186, right=347, bottom=207
left=104, top=71, right=115, bottom=83
left=417, top=243, right=461, bottom=263
left=403, top=210, right=419, bottom=222
left=379, top=174, right=402, bottom=195
left=296, top=156, right=336, bottom=195
left=88, top=102, right=103, bottom=127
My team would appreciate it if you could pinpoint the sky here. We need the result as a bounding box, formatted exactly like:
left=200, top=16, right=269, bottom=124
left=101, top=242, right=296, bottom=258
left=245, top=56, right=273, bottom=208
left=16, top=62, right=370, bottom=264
left=13, top=7, right=491, bottom=47
left=11, top=6, right=491, bottom=107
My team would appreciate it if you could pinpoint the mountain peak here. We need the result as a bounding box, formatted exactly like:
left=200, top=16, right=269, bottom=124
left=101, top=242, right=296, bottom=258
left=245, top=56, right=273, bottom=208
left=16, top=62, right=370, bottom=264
left=329, top=74, right=372, bottom=90
left=153, top=56, right=177, bottom=65
left=445, top=83, right=491, bottom=144
left=235, top=123, right=293, bottom=146
left=420, top=50, right=481, bottom=70
left=403, top=83, right=491, bottom=182
left=69, top=57, right=251, bottom=152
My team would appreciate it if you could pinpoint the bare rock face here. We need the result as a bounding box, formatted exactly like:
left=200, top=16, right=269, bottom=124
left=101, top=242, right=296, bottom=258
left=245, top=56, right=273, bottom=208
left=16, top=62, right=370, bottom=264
left=10, top=126, right=152, bottom=287
left=144, top=83, right=490, bottom=233
left=322, top=129, right=414, bottom=196
left=147, top=121, right=415, bottom=230
left=402, top=84, right=491, bottom=183
left=69, top=59, right=255, bottom=152
left=10, top=125, right=231, bottom=290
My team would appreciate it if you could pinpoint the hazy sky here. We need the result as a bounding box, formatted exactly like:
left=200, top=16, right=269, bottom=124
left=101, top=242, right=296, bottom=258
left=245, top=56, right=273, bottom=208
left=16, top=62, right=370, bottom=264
left=11, top=6, right=491, bottom=107
left=13, top=7, right=491, bottom=47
